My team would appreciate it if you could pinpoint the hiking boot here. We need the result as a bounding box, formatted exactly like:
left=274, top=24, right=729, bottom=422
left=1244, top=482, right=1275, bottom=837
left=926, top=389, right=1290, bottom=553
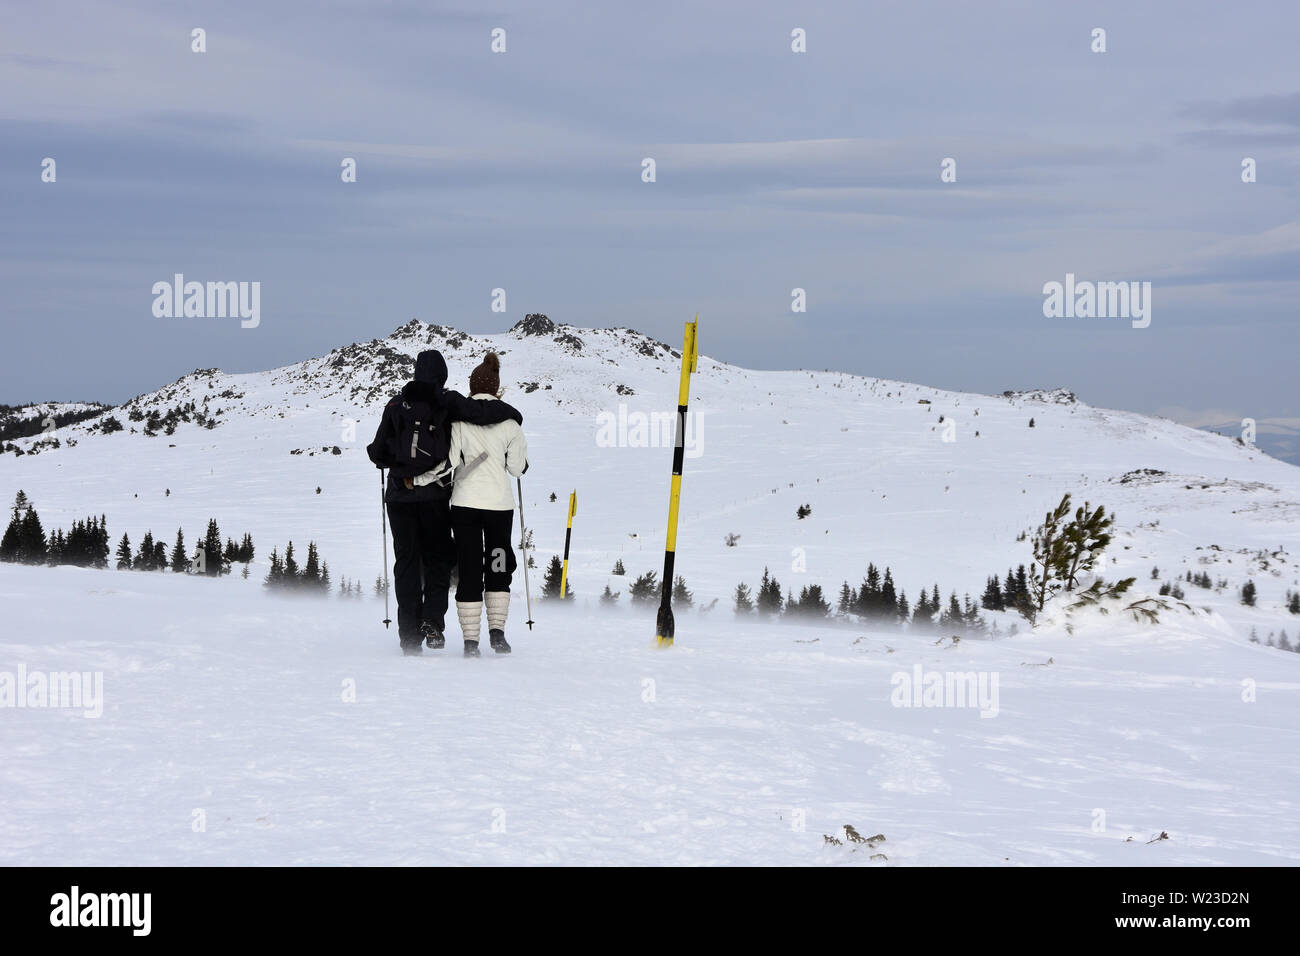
left=420, top=621, right=445, bottom=649
left=489, top=629, right=511, bottom=654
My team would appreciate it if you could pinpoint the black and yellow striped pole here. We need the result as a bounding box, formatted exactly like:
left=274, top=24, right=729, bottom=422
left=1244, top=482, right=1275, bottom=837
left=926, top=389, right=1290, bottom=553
left=559, top=490, right=576, bottom=598
left=655, top=316, right=699, bottom=648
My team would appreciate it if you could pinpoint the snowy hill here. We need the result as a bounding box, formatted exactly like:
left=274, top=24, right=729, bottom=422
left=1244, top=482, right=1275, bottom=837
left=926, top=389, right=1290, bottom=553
left=3, top=315, right=1299, bottom=641
left=3, top=316, right=1300, bottom=865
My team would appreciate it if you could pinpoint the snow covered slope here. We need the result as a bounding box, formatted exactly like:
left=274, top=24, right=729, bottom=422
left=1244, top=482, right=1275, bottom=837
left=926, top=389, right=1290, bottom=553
left=1, top=563, right=1296, bottom=866
left=2, top=315, right=1299, bottom=865
left=3, top=315, right=1298, bottom=642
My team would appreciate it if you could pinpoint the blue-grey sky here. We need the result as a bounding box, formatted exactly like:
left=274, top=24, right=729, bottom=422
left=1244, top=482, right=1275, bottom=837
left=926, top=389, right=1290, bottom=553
left=2, top=0, right=1297, bottom=426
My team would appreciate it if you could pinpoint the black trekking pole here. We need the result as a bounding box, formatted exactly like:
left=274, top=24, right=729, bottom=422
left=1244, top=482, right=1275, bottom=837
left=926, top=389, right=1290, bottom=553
left=380, top=468, right=391, bottom=628
left=516, top=477, right=535, bottom=630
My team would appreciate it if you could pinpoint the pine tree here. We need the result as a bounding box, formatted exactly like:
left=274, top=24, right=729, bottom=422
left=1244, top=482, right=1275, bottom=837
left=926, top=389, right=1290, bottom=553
left=47, top=528, right=65, bottom=566
left=264, top=548, right=284, bottom=587
left=912, top=586, right=936, bottom=627
left=672, top=575, right=693, bottom=607
left=0, top=510, right=20, bottom=562
left=203, top=518, right=226, bottom=576
left=319, top=561, right=331, bottom=593
left=1061, top=500, right=1115, bottom=590
left=611, top=558, right=625, bottom=576
left=880, top=568, right=898, bottom=614
left=837, top=581, right=855, bottom=616
left=628, top=570, right=658, bottom=604
left=19, top=507, right=47, bottom=564
left=542, top=555, right=566, bottom=599
left=896, top=588, right=910, bottom=623
left=1241, top=580, right=1257, bottom=606
left=940, top=591, right=964, bottom=632
left=1289, top=592, right=1300, bottom=615
left=600, top=583, right=619, bottom=605
left=733, top=582, right=754, bottom=615
left=223, top=537, right=239, bottom=567
left=170, top=528, right=187, bottom=573
left=283, top=542, right=299, bottom=583
left=797, top=584, right=830, bottom=618
left=981, top=575, right=1004, bottom=611
left=856, top=564, right=882, bottom=618
left=756, top=567, right=783, bottom=617
left=1030, top=493, right=1073, bottom=612
left=116, top=533, right=133, bottom=570
left=301, top=542, right=321, bottom=587
left=152, top=539, right=167, bottom=570
left=93, top=515, right=109, bottom=568
left=135, top=531, right=156, bottom=571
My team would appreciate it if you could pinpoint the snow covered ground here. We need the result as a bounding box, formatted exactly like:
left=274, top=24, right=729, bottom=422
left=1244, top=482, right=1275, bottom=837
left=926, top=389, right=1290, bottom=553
left=2, top=317, right=1299, bottom=865
left=2, top=563, right=1298, bottom=866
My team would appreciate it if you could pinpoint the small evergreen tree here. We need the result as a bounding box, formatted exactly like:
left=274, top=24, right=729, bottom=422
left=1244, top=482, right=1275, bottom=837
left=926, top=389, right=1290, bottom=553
left=837, top=581, right=855, bottom=616
left=542, top=555, right=574, bottom=600
left=301, top=542, right=321, bottom=587
left=202, top=518, right=228, bottom=576
left=796, top=584, right=830, bottom=618
left=734, top=582, right=754, bottom=615
left=135, top=531, right=156, bottom=571
left=18, top=507, right=47, bottom=564
left=612, top=558, right=625, bottom=576
left=283, top=541, right=300, bottom=582
left=940, top=591, right=964, bottom=632
left=1030, top=493, right=1073, bottom=613
left=169, top=528, right=187, bottom=573
left=756, top=567, right=783, bottom=617
left=600, top=584, right=619, bottom=605
left=1061, top=500, right=1114, bottom=590
left=672, top=575, right=693, bottom=607
left=1241, top=580, right=1257, bottom=607
left=264, top=548, right=284, bottom=587
left=628, top=570, right=659, bottom=604
left=981, top=575, right=1004, bottom=611
left=116, top=533, right=133, bottom=570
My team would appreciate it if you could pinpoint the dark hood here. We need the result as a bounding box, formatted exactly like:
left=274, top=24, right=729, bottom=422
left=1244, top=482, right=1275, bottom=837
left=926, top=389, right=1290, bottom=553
left=401, top=350, right=447, bottom=404
left=413, top=350, right=447, bottom=389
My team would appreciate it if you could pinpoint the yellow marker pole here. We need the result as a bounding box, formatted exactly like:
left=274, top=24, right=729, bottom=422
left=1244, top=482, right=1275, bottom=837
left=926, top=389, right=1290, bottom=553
left=655, top=316, right=699, bottom=647
left=559, top=490, right=576, bottom=598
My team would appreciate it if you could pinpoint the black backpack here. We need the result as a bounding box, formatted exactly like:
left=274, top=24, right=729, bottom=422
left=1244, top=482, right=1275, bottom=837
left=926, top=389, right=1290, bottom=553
left=367, top=397, right=451, bottom=480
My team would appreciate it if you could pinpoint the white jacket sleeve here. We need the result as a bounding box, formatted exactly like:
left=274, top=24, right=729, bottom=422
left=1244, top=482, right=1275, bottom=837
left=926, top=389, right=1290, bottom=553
left=505, top=422, right=528, bottom=478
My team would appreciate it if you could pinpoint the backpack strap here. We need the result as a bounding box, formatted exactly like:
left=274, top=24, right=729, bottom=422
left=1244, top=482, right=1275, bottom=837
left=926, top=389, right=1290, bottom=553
left=452, top=450, right=490, bottom=482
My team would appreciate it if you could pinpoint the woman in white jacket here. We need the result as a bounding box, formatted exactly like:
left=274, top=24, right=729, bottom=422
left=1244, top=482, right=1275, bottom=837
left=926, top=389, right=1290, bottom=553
left=416, top=352, right=527, bottom=656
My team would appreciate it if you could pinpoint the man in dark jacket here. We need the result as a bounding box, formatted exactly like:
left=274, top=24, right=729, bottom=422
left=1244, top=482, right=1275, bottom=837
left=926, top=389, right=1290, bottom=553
left=367, top=349, right=522, bottom=654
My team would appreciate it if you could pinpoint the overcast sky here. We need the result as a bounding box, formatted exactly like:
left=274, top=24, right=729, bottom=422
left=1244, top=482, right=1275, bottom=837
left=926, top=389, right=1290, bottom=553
left=2, top=0, right=1297, bottom=426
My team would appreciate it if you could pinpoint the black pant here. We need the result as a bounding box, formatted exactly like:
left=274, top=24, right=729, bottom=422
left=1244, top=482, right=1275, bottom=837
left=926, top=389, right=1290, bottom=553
left=450, top=506, right=517, bottom=602
left=387, top=497, right=453, bottom=643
